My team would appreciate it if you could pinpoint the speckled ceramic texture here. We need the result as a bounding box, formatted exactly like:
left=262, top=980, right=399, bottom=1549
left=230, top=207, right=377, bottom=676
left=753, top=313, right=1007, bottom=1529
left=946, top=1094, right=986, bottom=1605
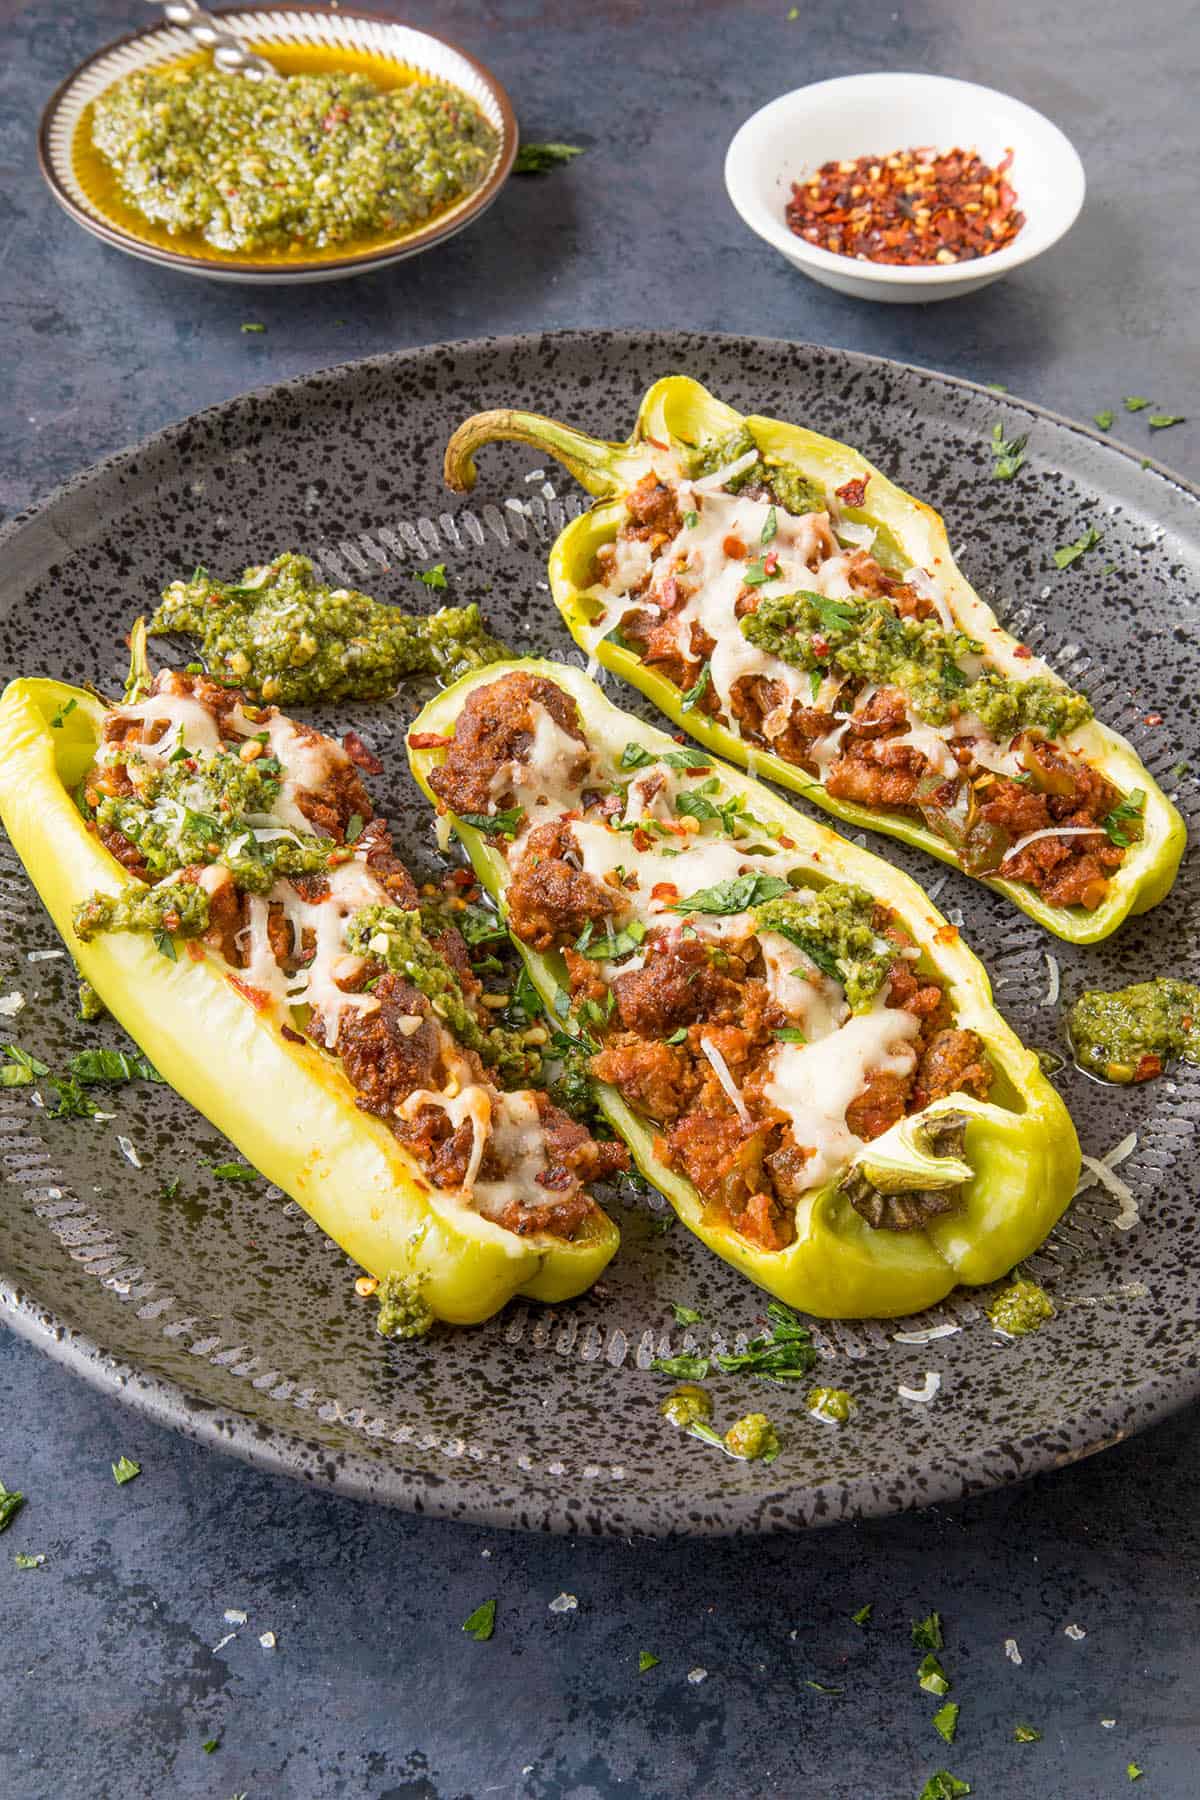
left=1, top=332, right=1197, bottom=1536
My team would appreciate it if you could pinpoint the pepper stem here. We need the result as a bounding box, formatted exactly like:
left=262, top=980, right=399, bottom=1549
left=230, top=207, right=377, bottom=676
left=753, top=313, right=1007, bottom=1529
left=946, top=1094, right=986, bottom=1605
left=443, top=408, right=642, bottom=500
left=124, top=617, right=152, bottom=705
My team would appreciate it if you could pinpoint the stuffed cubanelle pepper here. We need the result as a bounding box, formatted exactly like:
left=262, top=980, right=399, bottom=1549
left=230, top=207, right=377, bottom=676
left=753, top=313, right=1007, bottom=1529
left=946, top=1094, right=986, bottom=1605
left=444, top=378, right=1184, bottom=944
left=0, top=650, right=622, bottom=1331
left=407, top=658, right=1081, bottom=1319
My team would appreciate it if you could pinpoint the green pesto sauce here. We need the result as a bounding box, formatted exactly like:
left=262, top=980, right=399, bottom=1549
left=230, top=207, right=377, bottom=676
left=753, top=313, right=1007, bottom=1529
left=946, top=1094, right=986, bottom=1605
left=806, top=1386, right=855, bottom=1424
left=93, top=747, right=334, bottom=890
left=150, top=553, right=510, bottom=706
left=375, top=1271, right=433, bottom=1341
left=724, top=1412, right=781, bottom=1461
left=344, top=904, right=538, bottom=1085
left=987, top=1278, right=1055, bottom=1336
left=91, top=68, right=497, bottom=256
left=754, top=882, right=890, bottom=1012
left=1068, top=978, right=1200, bottom=1083
left=685, top=425, right=826, bottom=515
left=75, top=876, right=210, bottom=943
left=742, top=589, right=1094, bottom=742
left=661, top=1384, right=713, bottom=1430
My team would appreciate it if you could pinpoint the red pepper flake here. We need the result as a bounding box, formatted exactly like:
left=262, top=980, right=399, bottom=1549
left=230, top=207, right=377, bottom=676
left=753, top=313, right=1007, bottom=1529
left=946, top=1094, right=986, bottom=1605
left=786, top=145, right=1024, bottom=267
left=811, top=633, right=831, bottom=660
left=322, top=105, right=349, bottom=131
left=342, top=729, right=382, bottom=773
left=835, top=477, right=869, bottom=508
left=407, top=730, right=452, bottom=751
left=723, top=535, right=747, bottom=560
left=762, top=549, right=779, bottom=576
left=632, top=828, right=654, bottom=852
left=778, top=835, right=796, bottom=850
left=1013, top=643, right=1033, bottom=659
left=1144, top=713, right=1164, bottom=726
left=227, top=974, right=272, bottom=1011
left=280, top=1023, right=306, bottom=1045
left=659, top=574, right=681, bottom=613
left=450, top=867, right=475, bottom=888
left=651, top=881, right=679, bottom=902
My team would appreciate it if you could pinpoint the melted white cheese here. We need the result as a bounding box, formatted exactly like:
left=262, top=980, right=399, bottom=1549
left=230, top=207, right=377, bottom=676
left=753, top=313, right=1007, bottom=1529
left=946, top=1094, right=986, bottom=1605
left=472, top=1090, right=551, bottom=1220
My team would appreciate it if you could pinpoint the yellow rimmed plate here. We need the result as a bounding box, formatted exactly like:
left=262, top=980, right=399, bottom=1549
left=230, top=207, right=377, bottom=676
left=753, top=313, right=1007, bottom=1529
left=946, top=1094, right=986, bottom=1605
left=37, top=6, right=517, bottom=284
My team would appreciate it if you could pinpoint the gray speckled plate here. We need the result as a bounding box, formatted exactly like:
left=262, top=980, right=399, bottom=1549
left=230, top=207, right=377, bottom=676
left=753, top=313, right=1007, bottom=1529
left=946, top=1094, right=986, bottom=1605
left=2, top=332, right=1198, bottom=1535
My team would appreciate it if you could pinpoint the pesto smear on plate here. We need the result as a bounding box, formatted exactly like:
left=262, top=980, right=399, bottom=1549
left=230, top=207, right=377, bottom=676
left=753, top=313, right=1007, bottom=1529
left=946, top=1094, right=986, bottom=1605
left=1068, top=977, right=1200, bottom=1084
left=90, top=67, right=498, bottom=256
left=151, top=553, right=510, bottom=705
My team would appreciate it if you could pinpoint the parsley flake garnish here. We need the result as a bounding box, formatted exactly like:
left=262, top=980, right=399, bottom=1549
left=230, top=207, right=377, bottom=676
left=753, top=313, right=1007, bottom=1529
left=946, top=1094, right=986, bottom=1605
left=68, top=1049, right=163, bottom=1085
left=851, top=1603, right=872, bottom=1626
left=1148, top=414, right=1185, bottom=430
left=1102, top=787, right=1146, bottom=847
left=918, top=1776, right=970, bottom=1800
left=666, top=1027, right=688, bottom=1045
left=761, top=506, right=778, bottom=545
left=512, top=142, right=584, bottom=175
left=917, top=1653, right=950, bottom=1696
left=0, top=1480, right=25, bottom=1533
left=210, top=1162, right=258, bottom=1182
left=1093, top=410, right=1114, bottom=430
left=240, top=322, right=266, bottom=334
left=774, top=1027, right=807, bottom=1044
left=1127, top=1763, right=1143, bottom=1781
left=153, top=929, right=177, bottom=962
left=1124, top=396, right=1152, bottom=411
left=112, top=1455, right=141, bottom=1485
left=1013, top=1723, right=1043, bottom=1742
left=415, top=563, right=448, bottom=590
left=202, top=1737, right=220, bottom=1753
left=672, top=1303, right=702, bottom=1326
left=14, top=1551, right=44, bottom=1569
left=679, top=662, right=712, bottom=712
left=669, top=872, right=790, bottom=916
left=649, top=1351, right=711, bottom=1380
left=1053, top=525, right=1104, bottom=569
left=912, top=1611, right=944, bottom=1651
left=50, top=697, right=78, bottom=729
left=1, top=1046, right=50, bottom=1088
left=683, top=509, right=699, bottom=529
left=932, top=1702, right=959, bottom=1745
left=462, top=1598, right=497, bottom=1640
left=458, top=806, right=525, bottom=840
left=990, top=421, right=1028, bottom=481
left=345, top=812, right=364, bottom=844
left=804, top=1680, right=843, bottom=1695
left=638, top=1650, right=661, bottom=1674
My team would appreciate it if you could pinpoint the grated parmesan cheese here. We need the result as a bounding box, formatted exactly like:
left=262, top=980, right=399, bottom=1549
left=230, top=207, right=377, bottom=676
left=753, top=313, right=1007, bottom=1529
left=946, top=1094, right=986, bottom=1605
left=898, top=1371, right=942, bottom=1404
left=699, top=1036, right=751, bottom=1127
left=892, top=1323, right=961, bottom=1345
left=1043, top=953, right=1060, bottom=1007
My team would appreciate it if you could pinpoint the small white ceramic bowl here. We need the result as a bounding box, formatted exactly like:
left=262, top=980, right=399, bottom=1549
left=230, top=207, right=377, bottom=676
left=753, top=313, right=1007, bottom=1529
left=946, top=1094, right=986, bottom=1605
left=724, top=72, right=1085, bottom=303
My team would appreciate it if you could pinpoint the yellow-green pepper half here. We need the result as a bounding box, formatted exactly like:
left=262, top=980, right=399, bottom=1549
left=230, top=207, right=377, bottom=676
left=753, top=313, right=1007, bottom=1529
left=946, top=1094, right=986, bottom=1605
left=444, top=376, right=1184, bottom=944
left=407, top=659, right=1081, bottom=1320
left=0, top=677, right=618, bottom=1325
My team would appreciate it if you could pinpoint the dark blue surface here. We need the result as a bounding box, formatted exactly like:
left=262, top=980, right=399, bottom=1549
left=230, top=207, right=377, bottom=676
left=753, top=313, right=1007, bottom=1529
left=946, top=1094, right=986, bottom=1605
left=2, top=1, right=1197, bottom=1794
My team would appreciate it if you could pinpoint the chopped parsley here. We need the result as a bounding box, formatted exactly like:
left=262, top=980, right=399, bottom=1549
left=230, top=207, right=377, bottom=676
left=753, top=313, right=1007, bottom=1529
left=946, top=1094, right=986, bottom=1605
left=1053, top=525, right=1104, bottom=570
left=774, top=1027, right=807, bottom=1044
left=917, top=1654, right=950, bottom=1696
left=679, top=662, right=712, bottom=712
left=68, top=1048, right=163, bottom=1085
left=990, top=421, right=1028, bottom=481
left=578, top=921, right=646, bottom=961
left=512, top=142, right=584, bottom=175
left=210, top=1162, right=258, bottom=1182
left=649, top=1351, right=711, bottom=1380
left=415, top=563, right=448, bottom=590
left=1, top=1046, right=49, bottom=1087
left=112, top=1455, right=141, bottom=1485
left=462, top=1598, right=497, bottom=1640
left=458, top=806, right=525, bottom=839
left=1102, top=788, right=1146, bottom=847
left=675, top=790, right=721, bottom=823
left=761, top=506, right=778, bottom=545
left=682, top=509, right=699, bottom=529
left=50, top=697, right=78, bottom=728
left=804, top=1680, right=843, bottom=1695
left=240, top=322, right=266, bottom=334
left=670, top=872, right=790, bottom=915
left=851, top=1604, right=872, bottom=1627
left=46, top=1077, right=102, bottom=1119
left=1013, top=1723, right=1043, bottom=1743
left=14, top=1552, right=44, bottom=1569
left=932, top=1702, right=959, bottom=1745
left=638, top=1650, right=660, bottom=1674
left=1124, top=396, right=1152, bottom=411
left=1093, top=410, right=1114, bottom=430
left=203, top=1738, right=220, bottom=1753
left=345, top=812, right=364, bottom=844
left=918, top=1777, right=969, bottom=1800
left=1127, top=1763, right=1143, bottom=1781
left=154, top=930, right=178, bottom=961
left=672, top=1303, right=702, bottom=1326
left=1148, top=414, right=1185, bottom=430
left=0, top=1480, right=25, bottom=1532
left=912, top=1611, right=944, bottom=1651
left=666, top=1027, right=688, bottom=1045
left=652, top=1303, right=815, bottom=1384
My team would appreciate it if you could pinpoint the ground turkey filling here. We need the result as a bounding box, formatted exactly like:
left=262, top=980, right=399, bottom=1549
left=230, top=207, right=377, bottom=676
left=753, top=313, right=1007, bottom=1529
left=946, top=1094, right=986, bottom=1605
left=588, top=469, right=1128, bottom=911
left=82, top=668, right=624, bottom=1239
left=428, top=672, right=993, bottom=1253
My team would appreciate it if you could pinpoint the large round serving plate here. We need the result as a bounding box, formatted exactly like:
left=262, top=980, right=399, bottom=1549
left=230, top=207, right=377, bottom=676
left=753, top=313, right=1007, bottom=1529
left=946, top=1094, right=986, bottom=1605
left=2, top=332, right=1198, bottom=1535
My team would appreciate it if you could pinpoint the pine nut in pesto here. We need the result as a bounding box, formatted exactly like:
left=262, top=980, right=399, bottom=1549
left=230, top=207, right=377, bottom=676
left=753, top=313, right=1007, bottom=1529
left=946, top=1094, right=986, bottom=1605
left=90, top=67, right=498, bottom=256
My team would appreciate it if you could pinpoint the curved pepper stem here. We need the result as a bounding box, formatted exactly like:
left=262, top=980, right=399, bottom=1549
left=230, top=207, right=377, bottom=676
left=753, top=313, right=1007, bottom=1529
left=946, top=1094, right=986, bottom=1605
left=443, top=408, right=644, bottom=500
left=124, top=617, right=152, bottom=705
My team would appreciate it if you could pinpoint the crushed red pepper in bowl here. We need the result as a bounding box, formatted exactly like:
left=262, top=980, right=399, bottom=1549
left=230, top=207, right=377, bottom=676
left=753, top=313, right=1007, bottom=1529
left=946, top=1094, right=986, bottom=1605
left=785, top=145, right=1024, bottom=266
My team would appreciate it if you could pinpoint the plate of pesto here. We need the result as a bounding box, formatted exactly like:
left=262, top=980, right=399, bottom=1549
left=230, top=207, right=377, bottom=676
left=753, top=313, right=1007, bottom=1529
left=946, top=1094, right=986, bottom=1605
left=37, top=9, right=516, bottom=282
left=0, top=331, right=1198, bottom=1537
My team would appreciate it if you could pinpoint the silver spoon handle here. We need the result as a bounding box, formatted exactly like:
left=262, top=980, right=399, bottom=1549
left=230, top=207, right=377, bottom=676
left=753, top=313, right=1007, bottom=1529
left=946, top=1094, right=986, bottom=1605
left=147, top=0, right=276, bottom=79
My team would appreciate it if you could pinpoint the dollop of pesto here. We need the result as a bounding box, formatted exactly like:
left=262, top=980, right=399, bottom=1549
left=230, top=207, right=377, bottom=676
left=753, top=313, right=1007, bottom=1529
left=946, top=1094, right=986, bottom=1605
left=987, top=1278, right=1055, bottom=1336
left=661, top=1384, right=713, bottom=1430
left=724, top=1412, right=781, bottom=1462
left=1068, top=978, right=1200, bottom=1083
left=806, top=1386, right=855, bottom=1424
left=150, top=553, right=510, bottom=706
left=74, top=876, right=210, bottom=943
left=375, top=1271, right=433, bottom=1341
left=344, top=904, right=539, bottom=1085
left=91, top=69, right=498, bottom=257
left=742, top=589, right=1093, bottom=742
left=754, top=882, right=891, bottom=1011
left=685, top=426, right=826, bottom=515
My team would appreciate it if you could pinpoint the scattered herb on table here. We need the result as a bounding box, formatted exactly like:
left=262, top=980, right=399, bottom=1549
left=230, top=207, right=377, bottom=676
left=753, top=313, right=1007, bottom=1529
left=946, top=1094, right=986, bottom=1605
left=210, top=1162, right=258, bottom=1182
left=672, top=1303, right=702, bottom=1326
left=804, top=1680, right=843, bottom=1695
left=918, top=1776, right=970, bottom=1800
left=1127, top=1764, right=1143, bottom=1781
left=650, top=1352, right=711, bottom=1380
left=112, top=1455, right=141, bottom=1485
left=0, top=1480, right=25, bottom=1532
left=932, top=1702, right=959, bottom=1745
left=1123, top=396, right=1152, bottom=411
left=1093, top=409, right=1114, bottom=430
left=462, top=1598, right=497, bottom=1641
left=203, top=1738, right=220, bottom=1754
left=415, top=563, right=448, bottom=590
left=638, top=1650, right=660, bottom=1674
left=1014, top=1723, right=1043, bottom=1742
left=513, top=143, right=584, bottom=175
left=1053, top=525, right=1104, bottom=569
left=985, top=382, right=1008, bottom=392
left=240, top=323, right=266, bottom=334
left=912, top=1611, right=944, bottom=1651
left=1, top=1046, right=49, bottom=1087
left=1148, top=414, right=1185, bottom=430
left=68, top=1048, right=163, bottom=1085
left=990, top=421, right=1028, bottom=481
left=851, top=1603, right=872, bottom=1627
left=917, top=1653, right=950, bottom=1696
left=14, top=1552, right=45, bottom=1569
